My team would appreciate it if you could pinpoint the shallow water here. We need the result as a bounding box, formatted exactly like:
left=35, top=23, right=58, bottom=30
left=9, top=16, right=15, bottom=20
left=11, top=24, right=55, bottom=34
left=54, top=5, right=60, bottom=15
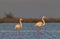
left=0, top=23, right=60, bottom=39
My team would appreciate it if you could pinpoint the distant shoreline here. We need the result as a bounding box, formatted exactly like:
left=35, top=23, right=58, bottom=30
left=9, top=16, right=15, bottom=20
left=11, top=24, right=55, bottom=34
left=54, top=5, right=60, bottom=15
left=0, top=18, right=60, bottom=23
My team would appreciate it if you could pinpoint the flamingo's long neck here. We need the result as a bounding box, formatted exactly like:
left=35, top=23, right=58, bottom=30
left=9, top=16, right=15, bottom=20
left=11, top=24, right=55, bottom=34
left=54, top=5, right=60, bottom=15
left=42, top=17, right=45, bottom=26
left=20, top=20, right=22, bottom=28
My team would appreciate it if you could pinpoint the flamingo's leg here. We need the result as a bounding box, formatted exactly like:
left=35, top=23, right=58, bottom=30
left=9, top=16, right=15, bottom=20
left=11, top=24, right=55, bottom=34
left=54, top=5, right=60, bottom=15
left=36, top=27, right=42, bottom=35
left=16, top=30, right=20, bottom=36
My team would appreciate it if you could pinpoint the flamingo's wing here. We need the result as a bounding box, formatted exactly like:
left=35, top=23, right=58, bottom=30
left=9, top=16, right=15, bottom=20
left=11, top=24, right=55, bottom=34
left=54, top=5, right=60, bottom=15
left=35, top=22, right=43, bottom=27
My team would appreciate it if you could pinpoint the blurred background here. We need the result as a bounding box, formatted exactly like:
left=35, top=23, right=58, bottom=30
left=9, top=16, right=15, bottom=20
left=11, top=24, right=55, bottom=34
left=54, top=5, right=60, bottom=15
left=0, top=0, right=60, bottom=18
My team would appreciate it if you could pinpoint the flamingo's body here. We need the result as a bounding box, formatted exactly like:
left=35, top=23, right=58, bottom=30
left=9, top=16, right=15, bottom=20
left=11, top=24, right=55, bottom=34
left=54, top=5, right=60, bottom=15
left=35, top=16, right=46, bottom=27
left=15, top=24, right=21, bottom=30
left=15, top=18, right=23, bottom=30
left=35, top=16, right=46, bottom=35
left=15, top=18, right=23, bottom=36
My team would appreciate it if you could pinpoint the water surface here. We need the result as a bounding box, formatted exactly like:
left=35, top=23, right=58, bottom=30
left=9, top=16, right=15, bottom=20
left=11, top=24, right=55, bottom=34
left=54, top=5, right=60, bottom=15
left=0, top=23, right=60, bottom=39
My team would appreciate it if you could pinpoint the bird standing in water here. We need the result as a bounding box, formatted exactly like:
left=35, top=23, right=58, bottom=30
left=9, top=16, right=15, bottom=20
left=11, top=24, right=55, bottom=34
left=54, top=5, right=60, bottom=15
left=35, top=16, right=46, bottom=34
left=15, top=18, right=23, bottom=36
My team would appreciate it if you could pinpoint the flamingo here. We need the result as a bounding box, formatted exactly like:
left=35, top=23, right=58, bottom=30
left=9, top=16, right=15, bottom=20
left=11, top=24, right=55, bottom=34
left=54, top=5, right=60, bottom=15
left=35, top=16, right=46, bottom=34
left=15, top=18, right=23, bottom=36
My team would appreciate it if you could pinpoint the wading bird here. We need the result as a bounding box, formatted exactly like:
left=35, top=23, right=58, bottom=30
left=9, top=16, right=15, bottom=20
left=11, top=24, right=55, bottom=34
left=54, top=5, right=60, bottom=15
left=35, top=16, right=46, bottom=34
left=15, top=18, right=23, bottom=35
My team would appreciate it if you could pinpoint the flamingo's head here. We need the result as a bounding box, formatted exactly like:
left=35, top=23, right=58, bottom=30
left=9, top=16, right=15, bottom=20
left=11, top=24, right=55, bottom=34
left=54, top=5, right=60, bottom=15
left=42, top=16, right=46, bottom=19
left=20, top=18, right=23, bottom=21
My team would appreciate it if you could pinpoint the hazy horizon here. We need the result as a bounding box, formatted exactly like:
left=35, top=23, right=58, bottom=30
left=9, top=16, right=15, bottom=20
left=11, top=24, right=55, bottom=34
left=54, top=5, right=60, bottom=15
left=0, top=0, right=60, bottom=18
